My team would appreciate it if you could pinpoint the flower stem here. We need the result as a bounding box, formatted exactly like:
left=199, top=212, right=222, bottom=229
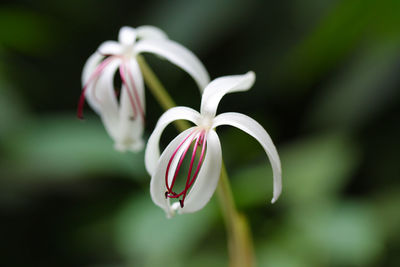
left=136, top=56, right=188, bottom=132
left=217, top=164, right=254, bottom=267
left=137, top=55, right=254, bottom=267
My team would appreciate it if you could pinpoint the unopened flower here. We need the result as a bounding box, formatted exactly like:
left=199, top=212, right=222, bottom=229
left=78, top=26, right=209, bottom=152
left=145, top=72, right=282, bottom=217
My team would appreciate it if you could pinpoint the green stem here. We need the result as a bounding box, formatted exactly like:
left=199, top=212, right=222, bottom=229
left=136, top=56, right=188, bottom=132
left=137, top=55, right=254, bottom=267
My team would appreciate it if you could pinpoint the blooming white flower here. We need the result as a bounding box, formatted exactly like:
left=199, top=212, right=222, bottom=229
left=78, top=26, right=210, bottom=152
left=145, top=72, right=282, bottom=217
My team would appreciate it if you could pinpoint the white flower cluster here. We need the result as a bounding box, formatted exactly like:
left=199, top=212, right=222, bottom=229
left=81, top=26, right=281, bottom=217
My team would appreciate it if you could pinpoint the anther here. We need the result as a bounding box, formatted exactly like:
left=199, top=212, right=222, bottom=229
left=179, top=200, right=184, bottom=208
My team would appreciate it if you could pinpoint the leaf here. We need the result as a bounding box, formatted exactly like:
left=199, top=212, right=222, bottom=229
left=114, top=193, right=217, bottom=266
left=232, top=133, right=360, bottom=207
left=3, top=115, right=147, bottom=181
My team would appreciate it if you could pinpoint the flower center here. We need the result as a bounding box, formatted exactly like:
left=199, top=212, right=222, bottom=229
left=121, top=44, right=136, bottom=58
left=198, top=115, right=214, bottom=130
left=165, top=129, right=207, bottom=208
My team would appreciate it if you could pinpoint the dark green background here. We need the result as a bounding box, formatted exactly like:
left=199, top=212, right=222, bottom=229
left=1, top=0, right=399, bottom=266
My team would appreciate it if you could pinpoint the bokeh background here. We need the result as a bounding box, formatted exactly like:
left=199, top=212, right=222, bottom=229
left=1, top=0, right=400, bottom=266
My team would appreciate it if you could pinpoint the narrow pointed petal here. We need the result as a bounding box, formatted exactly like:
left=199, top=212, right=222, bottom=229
left=145, top=107, right=201, bottom=175
left=98, top=41, right=123, bottom=55
left=200, top=72, right=255, bottom=117
left=213, top=112, right=282, bottom=203
left=136, top=25, right=168, bottom=40
left=118, top=26, right=137, bottom=45
left=150, top=128, right=197, bottom=217
left=179, top=130, right=222, bottom=214
left=116, top=59, right=145, bottom=152
left=82, top=52, right=104, bottom=85
left=86, top=58, right=121, bottom=141
left=135, top=39, right=210, bottom=90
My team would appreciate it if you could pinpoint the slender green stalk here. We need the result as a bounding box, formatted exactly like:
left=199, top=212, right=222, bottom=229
left=217, top=165, right=254, bottom=267
left=136, top=56, right=188, bottom=131
left=137, top=55, right=254, bottom=267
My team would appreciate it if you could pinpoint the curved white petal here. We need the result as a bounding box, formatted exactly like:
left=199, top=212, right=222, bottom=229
left=136, top=25, right=168, bottom=40
left=115, top=59, right=146, bottom=152
left=150, top=128, right=197, bottom=217
left=114, top=85, right=144, bottom=152
left=179, top=130, right=222, bottom=214
left=213, top=112, right=282, bottom=203
left=126, top=57, right=145, bottom=111
left=86, top=59, right=121, bottom=141
left=82, top=52, right=104, bottom=85
left=145, top=107, right=201, bottom=175
left=98, top=41, right=123, bottom=55
left=135, top=39, right=210, bottom=90
left=200, top=72, right=255, bottom=117
left=118, top=26, right=137, bottom=45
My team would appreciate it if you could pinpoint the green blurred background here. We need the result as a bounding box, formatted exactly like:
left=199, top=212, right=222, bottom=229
left=1, top=0, right=399, bottom=266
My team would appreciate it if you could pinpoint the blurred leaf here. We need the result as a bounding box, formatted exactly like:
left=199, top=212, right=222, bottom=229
left=257, top=243, right=310, bottom=267
left=307, top=40, right=400, bottom=130
left=280, top=0, right=378, bottom=85
left=0, top=57, right=29, bottom=138
left=115, top=194, right=217, bottom=266
left=0, top=6, right=59, bottom=54
left=289, top=202, right=383, bottom=266
left=372, top=189, right=400, bottom=239
left=232, top=133, right=360, bottom=207
left=257, top=201, right=383, bottom=267
left=144, top=0, right=253, bottom=52
left=3, top=115, right=147, bottom=181
left=281, top=133, right=360, bottom=204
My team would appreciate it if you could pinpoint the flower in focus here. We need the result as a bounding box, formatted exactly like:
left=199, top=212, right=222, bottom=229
left=78, top=26, right=210, bottom=152
left=145, top=72, right=282, bottom=217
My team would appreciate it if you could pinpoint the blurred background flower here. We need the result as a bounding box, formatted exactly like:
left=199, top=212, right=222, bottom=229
left=0, top=0, right=399, bottom=266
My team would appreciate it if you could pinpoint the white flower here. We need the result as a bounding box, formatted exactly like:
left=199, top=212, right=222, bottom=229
left=145, top=72, right=282, bottom=217
left=78, top=26, right=210, bottom=152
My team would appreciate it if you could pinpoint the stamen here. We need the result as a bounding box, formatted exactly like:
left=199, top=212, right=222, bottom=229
left=165, top=129, right=197, bottom=194
left=126, top=64, right=145, bottom=122
left=77, top=56, right=115, bottom=119
left=119, top=63, right=138, bottom=119
left=165, top=130, right=208, bottom=208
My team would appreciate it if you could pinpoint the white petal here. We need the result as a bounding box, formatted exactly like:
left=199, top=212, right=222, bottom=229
left=200, top=72, right=255, bottom=117
left=145, top=107, right=201, bottom=175
left=150, top=128, right=197, bottom=217
left=212, top=112, right=282, bottom=203
left=116, top=59, right=146, bottom=152
left=98, top=41, right=123, bottom=55
left=114, top=85, right=144, bottom=152
left=118, top=26, right=137, bottom=45
left=126, top=57, right=145, bottom=111
left=135, top=39, right=210, bottom=90
left=86, top=58, right=121, bottom=141
left=82, top=52, right=104, bottom=85
left=179, top=130, right=222, bottom=214
left=136, top=25, right=168, bottom=40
